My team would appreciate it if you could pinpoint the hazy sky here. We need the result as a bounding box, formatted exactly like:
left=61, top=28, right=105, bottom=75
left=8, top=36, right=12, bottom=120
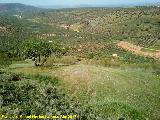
left=0, top=0, right=159, bottom=6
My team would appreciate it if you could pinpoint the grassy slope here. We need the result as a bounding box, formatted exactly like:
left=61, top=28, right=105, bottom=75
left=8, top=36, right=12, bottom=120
left=9, top=62, right=160, bottom=119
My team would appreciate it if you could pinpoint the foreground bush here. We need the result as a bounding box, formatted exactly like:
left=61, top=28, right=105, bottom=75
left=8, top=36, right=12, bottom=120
left=0, top=72, right=99, bottom=120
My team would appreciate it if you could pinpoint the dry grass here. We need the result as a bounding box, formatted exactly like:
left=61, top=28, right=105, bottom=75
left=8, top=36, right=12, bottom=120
left=9, top=62, right=160, bottom=119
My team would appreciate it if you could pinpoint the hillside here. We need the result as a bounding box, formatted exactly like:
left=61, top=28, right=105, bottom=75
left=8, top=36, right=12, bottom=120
left=0, top=5, right=160, bottom=120
left=25, top=7, right=160, bottom=48
left=8, top=62, right=160, bottom=119
left=0, top=3, right=41, bottom=13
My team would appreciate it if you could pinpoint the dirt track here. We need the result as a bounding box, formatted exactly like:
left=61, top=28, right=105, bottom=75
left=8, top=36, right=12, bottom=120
left=117, top=41, right=160, bottom=60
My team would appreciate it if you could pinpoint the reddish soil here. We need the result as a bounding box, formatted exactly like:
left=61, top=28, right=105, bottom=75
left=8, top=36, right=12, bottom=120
left=117, top=41, right=160, bottom=60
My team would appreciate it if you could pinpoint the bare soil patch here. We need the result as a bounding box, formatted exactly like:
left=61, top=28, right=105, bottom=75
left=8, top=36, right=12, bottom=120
left=117, top=41, right=160, bottom=60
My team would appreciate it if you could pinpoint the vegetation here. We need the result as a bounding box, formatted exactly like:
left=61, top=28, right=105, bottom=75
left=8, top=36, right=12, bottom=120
left=0, top=4, right=160, bottom=120
left=19, top=40, right=67, bottom=66
left=0, top=71, right=100, bottom=119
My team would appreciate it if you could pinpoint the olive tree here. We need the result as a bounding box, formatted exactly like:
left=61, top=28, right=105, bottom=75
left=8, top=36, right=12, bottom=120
left=20, top=40, right=65, bottom=66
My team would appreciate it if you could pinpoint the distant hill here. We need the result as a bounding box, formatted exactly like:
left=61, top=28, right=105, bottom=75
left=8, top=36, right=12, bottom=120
left=0, top=3, right=41, bottom=13
left=37, top=2, right=160, bottom=9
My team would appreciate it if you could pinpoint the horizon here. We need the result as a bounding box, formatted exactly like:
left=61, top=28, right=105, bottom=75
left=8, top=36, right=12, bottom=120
left=0, top=0, right=160, bottom=7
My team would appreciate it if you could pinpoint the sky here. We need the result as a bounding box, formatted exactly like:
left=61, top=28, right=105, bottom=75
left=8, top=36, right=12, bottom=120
left=0, top=0, right=159, bottom=6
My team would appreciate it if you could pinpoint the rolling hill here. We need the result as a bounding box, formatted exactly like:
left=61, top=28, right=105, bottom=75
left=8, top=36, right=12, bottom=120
left=0, top=3, right=41, bottom=13
left=0, top=4, right=160, bottom=119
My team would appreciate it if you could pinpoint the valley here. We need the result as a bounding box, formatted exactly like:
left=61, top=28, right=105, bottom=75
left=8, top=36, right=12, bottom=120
left=0, top=3, right=160, bottom=120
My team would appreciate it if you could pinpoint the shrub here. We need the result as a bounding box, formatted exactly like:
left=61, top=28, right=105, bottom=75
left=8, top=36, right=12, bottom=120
left=0, top=73, right=99, bottom=119
left=10, top=74, right=21, bottom=81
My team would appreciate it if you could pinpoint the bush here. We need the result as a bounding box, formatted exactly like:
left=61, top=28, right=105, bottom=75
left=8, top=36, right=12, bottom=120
left=0, top=73, right=100, bottom=119
left=10, top=74, right=21, bottom=81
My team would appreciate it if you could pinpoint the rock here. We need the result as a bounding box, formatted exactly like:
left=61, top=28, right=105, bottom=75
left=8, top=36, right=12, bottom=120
left=112, top=54, right=118, bottom=58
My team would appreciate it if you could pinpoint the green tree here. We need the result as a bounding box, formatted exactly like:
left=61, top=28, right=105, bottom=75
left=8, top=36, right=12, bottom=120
left=20, top=40, right=65, bottom=66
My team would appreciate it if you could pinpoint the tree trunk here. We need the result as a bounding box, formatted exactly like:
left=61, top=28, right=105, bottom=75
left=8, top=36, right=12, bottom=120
left=38, top=54, right=41, bottom=63
left=35, top=59, right=38, bottom=66
left=40, top=57, right=47, bottom=66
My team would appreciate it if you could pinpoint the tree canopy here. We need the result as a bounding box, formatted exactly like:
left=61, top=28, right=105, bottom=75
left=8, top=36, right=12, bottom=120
left=20, top=40, right=67, bottom=66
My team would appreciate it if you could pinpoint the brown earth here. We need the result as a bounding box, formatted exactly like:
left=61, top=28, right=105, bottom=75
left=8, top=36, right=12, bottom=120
left=117, top=41, right=160, bottom=60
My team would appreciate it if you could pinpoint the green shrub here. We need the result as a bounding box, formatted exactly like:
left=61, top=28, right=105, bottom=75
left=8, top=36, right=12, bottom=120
left=0, top=72, right=100, bottom=119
